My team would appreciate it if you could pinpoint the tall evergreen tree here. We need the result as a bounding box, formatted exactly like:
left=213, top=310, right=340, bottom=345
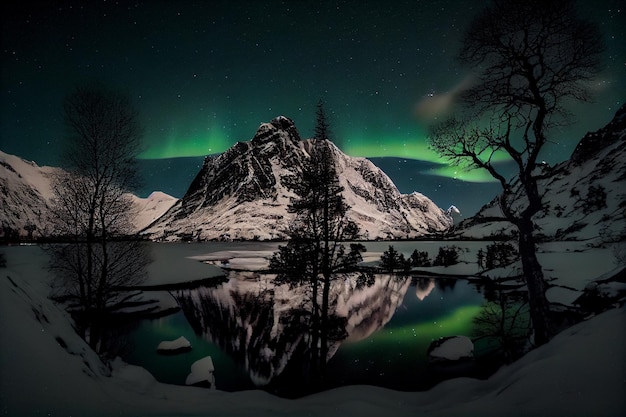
left=313, top=99, right=332, bottom=142
left=271, top=102, right=364, bottom=379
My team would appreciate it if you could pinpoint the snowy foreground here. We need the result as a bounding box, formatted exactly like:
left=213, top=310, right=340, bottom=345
left=1, top=245, right=625, bottom=417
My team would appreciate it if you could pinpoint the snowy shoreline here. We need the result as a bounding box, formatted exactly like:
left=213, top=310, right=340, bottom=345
left=1, top=243, right=624, bottom=416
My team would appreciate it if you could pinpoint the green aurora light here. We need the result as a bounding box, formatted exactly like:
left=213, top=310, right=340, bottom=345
left=137, top=124, right=513, bottom=183
left=342, top=136, right=443, bottom=162
left=1, top=0, right=622, bottom=195
left=138, top=126, right=232, bottom=159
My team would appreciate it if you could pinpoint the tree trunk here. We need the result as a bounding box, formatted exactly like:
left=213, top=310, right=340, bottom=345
left=517, top=217, right=553, bottom=346
left=97, top=204, right=109, bottom=314
left=310, top=268, right=320, bottom=373
left=319, top=271, right=331, bottom=377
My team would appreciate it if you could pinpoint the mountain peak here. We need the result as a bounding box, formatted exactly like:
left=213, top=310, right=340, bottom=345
left=252, top=115, right=301, bottom=146
left=145, top=118, right=452, bottom=241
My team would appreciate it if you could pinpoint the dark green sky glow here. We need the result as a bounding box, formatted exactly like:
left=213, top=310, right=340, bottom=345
left=1, top=0, right=624, bottom=211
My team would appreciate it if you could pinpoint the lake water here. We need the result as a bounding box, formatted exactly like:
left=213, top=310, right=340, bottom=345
left=122, top=242, right=498, bottom=398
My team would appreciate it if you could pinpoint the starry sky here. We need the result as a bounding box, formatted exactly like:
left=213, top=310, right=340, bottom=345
left=1, top=0, right=624, bottom=215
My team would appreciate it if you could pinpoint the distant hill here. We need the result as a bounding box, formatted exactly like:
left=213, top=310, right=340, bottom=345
left=0, top=150, right=177, bottom=239
left=452, top=105, right=626, bottom=243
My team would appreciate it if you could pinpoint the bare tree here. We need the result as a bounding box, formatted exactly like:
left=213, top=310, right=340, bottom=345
left=47, top=85, right=149, bottom=352
left=429, top=0, right=603, bottom=345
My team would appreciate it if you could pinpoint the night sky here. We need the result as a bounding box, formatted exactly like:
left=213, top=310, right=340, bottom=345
left=1, top=0, right=624, bottom=215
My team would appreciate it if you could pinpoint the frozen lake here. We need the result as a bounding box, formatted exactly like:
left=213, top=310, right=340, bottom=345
left=122, top=241, right=500, bottom=397
left=7, top=240, right=616, bottom=398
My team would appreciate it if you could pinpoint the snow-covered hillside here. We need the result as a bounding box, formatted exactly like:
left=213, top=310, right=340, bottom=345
left=130, top=191, right=178, bottom=231
left=0, top=150, right=177, bottom=237
left=452, top=105, right=626, bottom=242
left=144, top=116, right=452, bottom=241
left=0, top=150, right=61, bottom=237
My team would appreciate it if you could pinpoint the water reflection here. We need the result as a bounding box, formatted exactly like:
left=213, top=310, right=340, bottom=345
left=415, top=278, right=435, bottom=300
left=172, top=273, right=411, bottom=392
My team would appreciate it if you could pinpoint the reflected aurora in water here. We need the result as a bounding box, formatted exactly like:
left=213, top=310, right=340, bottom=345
left=124, top=274, right=488, bottom=397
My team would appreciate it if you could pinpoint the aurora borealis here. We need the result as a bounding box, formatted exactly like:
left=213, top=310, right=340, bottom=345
left=1, top=1, right=624, bottom=213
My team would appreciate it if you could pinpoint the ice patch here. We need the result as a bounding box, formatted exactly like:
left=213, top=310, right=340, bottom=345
left=186, top=356, right=216, bottom=388
left=428, top=335, right=474, bottom=362
left=157, top=336, right=191, bottom=353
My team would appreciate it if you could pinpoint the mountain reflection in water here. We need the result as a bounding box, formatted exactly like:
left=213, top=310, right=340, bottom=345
left=170, top=273, right=486, bottom=397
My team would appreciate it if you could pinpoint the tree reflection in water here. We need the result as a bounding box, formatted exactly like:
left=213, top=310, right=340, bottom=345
left=172, top=272, right=410, bottom=397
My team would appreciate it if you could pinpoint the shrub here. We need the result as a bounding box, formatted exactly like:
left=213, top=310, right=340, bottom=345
left=583, top=185, right=607, bottom=214
left=433, top=246, right=460, bottom=267
left=380, top=245, right=406, bottom=272
left=484, top=242, right=518, bottom=269
left=409, top=250, right=431, bottom=267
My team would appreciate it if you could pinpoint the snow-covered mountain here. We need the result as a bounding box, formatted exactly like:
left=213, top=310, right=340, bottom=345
left=0, top=150, right=60, bottom=238
left=144, top=116, right=452, bottom=241
left=0, top=150, right=177, bottom=238
left=129, top=192, right=178, bottom=232
left=452, top=105, right=626, bottom=242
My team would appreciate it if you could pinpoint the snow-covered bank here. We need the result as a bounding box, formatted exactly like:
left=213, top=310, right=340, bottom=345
left=1, top=245, right=624, bottom=416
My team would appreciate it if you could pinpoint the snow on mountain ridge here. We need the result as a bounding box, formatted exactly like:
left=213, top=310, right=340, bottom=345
left=0, top=149, right=177, bottom=237
left=571, top=104, right=626, bottom=165
left=145, top=116, right=452, bottom=241
left=0, top=150, right=60, bottom=237
left=452, top=105, right=626, bottom=242
left=130, top=192, right=179, bottom=231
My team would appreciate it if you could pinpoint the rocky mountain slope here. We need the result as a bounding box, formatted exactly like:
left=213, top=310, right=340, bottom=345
left=0, top=150, right=177, bottom=238
left=452, top=105, right=626, bottom=242
left=144, top=116, right=452, bottom=241
left=0, top=150, right=60, bottom=238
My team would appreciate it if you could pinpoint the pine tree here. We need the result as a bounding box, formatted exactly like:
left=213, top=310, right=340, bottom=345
left=380, top=245, right=402, bottom=272
left=433, top=246, right=460, bottom=267
left=410, top=249, right=431, bottom=267
left=314, top=99, right=332, bottom=142
left=270, top=102, right=363, bottom=380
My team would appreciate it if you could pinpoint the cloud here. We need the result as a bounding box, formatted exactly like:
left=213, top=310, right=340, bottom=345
left=414, top=76, right=475, bottom=123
